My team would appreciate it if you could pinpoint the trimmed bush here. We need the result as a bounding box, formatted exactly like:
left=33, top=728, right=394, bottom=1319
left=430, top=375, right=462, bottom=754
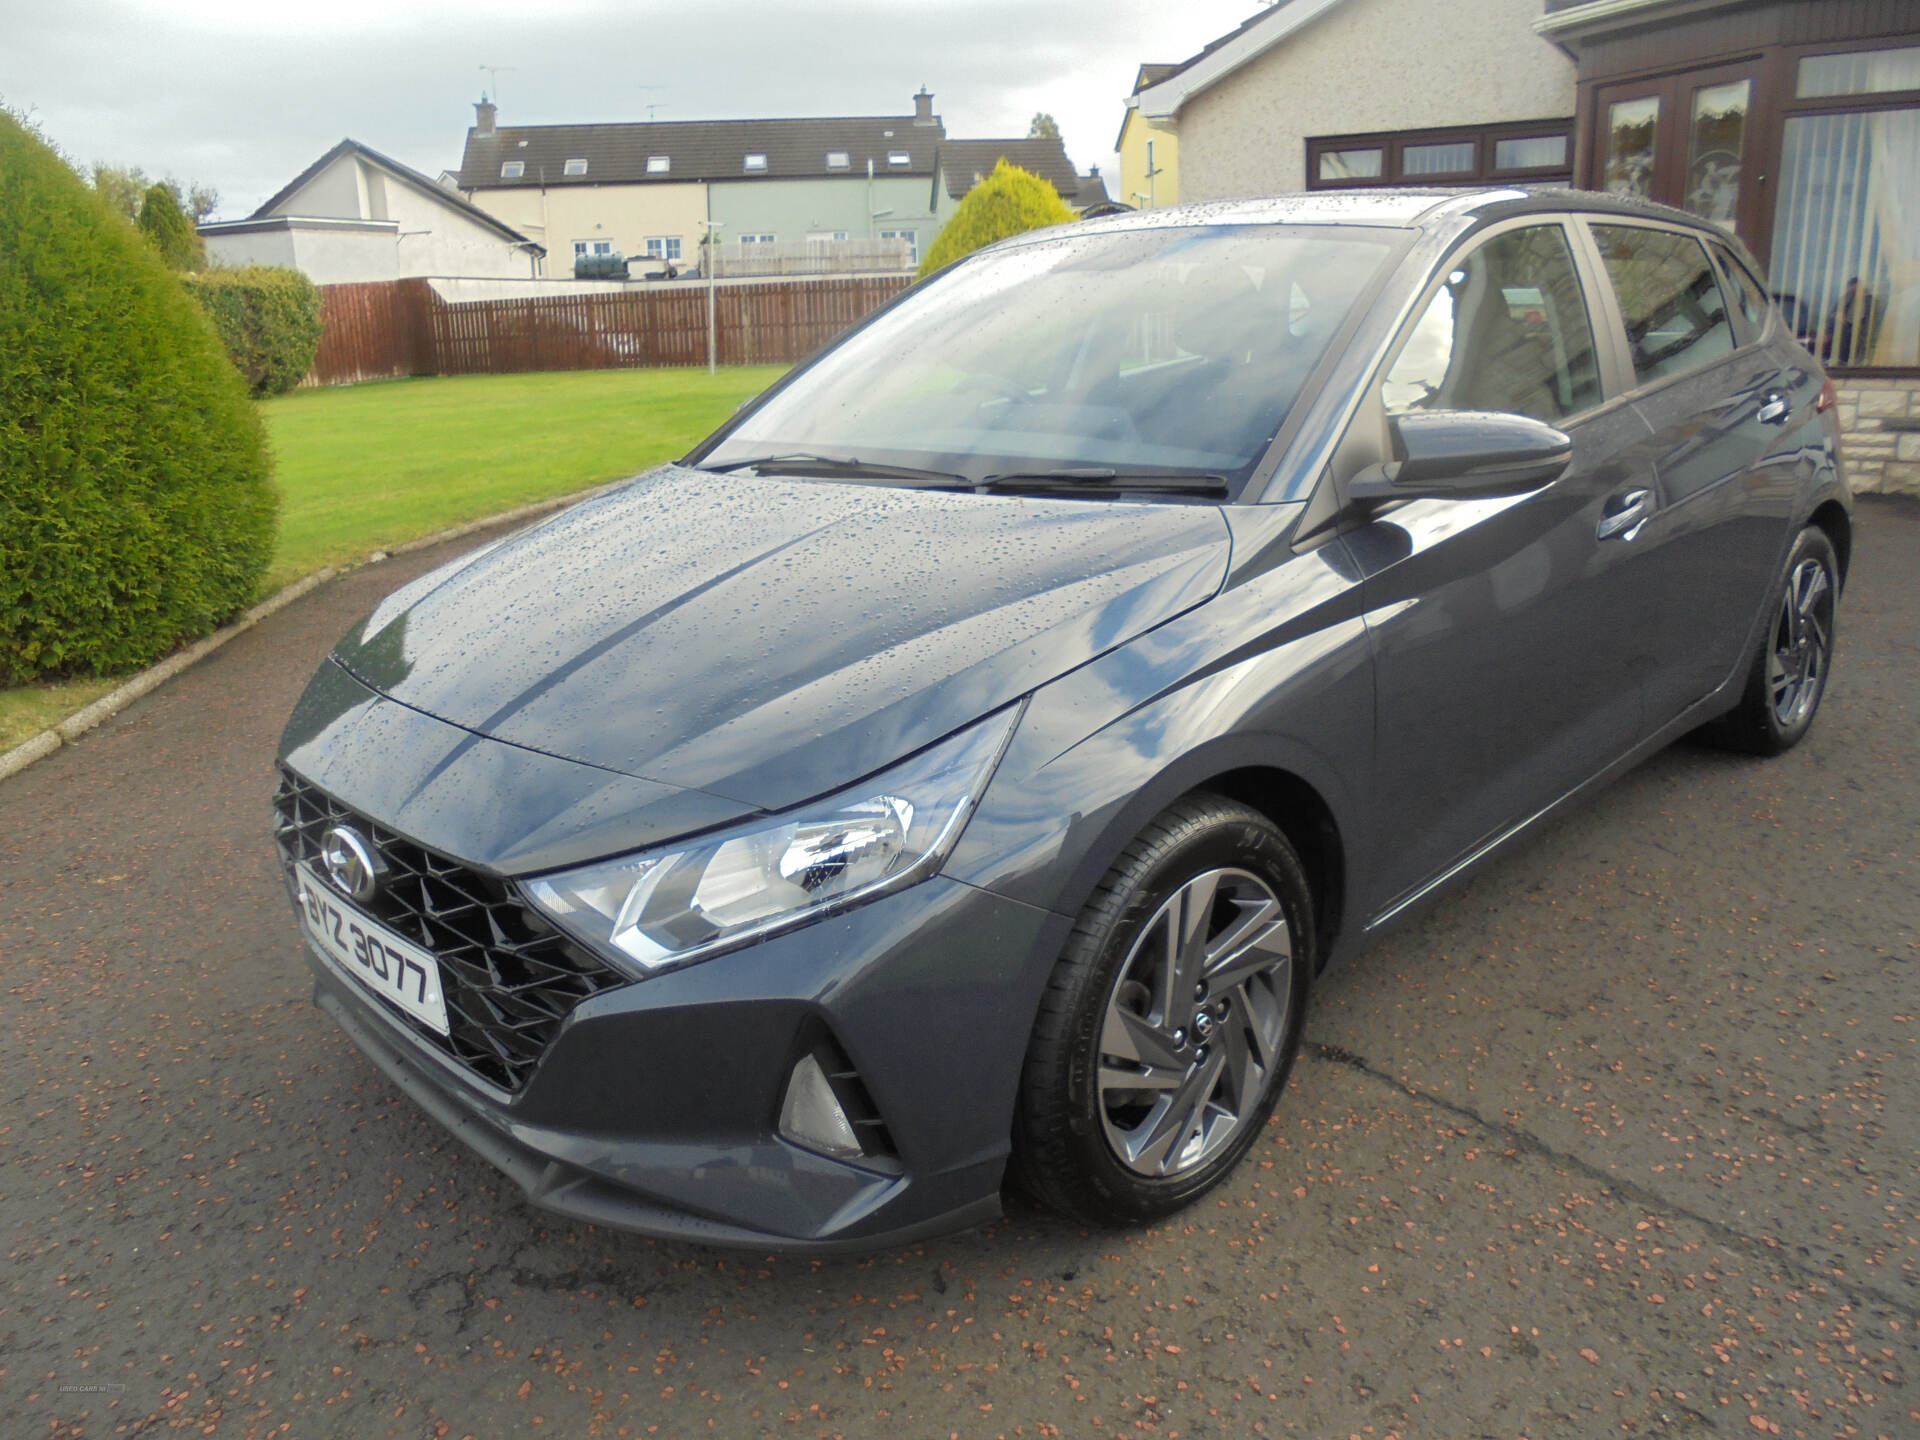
left=182, top=267, right=323, bottom=397
left=0, top=111, right=277, bottom=685
left=135, top=181, right=202, bottom=269
left=919, top=160, right=1078, bottom=278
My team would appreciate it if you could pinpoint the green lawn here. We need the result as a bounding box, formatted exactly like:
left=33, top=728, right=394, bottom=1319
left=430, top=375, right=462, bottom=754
left=260, top=365, right=788, bottom=590
left=1, top=366, right=787, bottom=751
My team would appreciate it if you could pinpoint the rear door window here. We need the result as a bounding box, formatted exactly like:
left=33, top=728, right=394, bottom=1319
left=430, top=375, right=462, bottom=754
left=1590, top=224, right=1735, bottom=385
left=1383, top=223, right=1602, bottom=422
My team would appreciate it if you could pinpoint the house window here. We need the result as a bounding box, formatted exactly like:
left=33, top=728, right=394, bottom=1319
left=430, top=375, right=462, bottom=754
left=888, top=151, right=910, bottom=166
left=1307, top=120, right=1573, bottom=189
left=1494, top=134, right=1569, bottom=171
left=1797, top=44, right=1920, bottom=98
left=742, top=233, right=775, bottom=246
left=644, top=236, right=684, bottom=260
left=879, top=228, right=919, bottom=265
left=1318, top=148, right=1383, bottom=181
left=500, top=161, right=525, bottom=178
left=744, top=153, right=768, bottom=171
left=592, top=241, right=613, bottom=256
left=807, top=231, right=850, bottom=243
left=1770, top=106, right=1920, bottom=367
left=563, top=157, right=588, bottom=176
left=826, top=151, right=850, bottom=169
left=574, top=241, right=588, bottom=258
left=647, top=154, right=670, bottom=174
left=1401, top=140, right=1475, bottom=175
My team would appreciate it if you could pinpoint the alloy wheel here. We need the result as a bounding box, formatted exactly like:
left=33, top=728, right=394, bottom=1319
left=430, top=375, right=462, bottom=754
left=1097, top=867, right=1295, bottom=1178
left=1768, top=555, right=1833, bottom=729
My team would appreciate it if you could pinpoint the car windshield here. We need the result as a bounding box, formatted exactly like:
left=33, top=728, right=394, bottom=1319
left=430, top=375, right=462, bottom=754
left=697, top=224, right=1397, bottom=494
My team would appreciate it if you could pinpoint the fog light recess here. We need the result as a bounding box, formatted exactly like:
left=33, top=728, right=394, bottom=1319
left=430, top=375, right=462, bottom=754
left=778, top=1037, right=897, bottom=1163
left=780, top=1052, right=864, bottom=1160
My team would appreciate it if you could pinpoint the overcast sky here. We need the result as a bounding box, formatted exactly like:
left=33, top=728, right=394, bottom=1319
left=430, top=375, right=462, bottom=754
left=2, top=0, right=1264, bottom=218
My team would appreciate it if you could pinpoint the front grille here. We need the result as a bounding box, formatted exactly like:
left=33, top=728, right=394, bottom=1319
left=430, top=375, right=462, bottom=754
left=272, top=768, right=630, bottom=1093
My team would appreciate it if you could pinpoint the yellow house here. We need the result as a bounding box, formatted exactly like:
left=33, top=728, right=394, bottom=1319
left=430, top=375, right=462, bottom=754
left=1116, top=63, right=1180, bottom=210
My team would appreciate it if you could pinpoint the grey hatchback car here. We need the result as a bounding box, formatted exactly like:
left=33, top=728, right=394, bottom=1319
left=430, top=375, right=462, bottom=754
left=275, top=188, right=1849, bottom=1251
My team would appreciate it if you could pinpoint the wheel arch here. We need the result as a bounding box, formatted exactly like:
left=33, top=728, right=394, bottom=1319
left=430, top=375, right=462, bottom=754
left=1015, top=740, right=1356, bottom=977
left=1808, top=499, right=1851, bottom=588
left=1195, top=767, right=1347, bottom=972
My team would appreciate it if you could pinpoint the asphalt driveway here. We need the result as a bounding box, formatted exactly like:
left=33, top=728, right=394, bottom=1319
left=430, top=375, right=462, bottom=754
left=3, top=499, right=1914, bottom=1440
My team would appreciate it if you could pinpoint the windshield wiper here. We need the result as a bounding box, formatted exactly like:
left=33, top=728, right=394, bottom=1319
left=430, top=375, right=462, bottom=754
left=977, top=467, right=1231, bottom=498
left=698, top=453, right=970, bottom=486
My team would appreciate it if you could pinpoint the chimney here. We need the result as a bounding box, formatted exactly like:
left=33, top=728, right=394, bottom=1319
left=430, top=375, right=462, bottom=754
left=475, top=95, right=497, bottom=138
left=913, top=87, right=937, bottom=127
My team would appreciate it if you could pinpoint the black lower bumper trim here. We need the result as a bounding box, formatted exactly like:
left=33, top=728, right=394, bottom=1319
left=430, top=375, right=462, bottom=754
left=314, top=982, right=1003, bottom=1254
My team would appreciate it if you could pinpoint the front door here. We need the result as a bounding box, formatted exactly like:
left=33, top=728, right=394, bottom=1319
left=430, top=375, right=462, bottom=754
left=1594, top=61, right=1766, bottom=252
left=1349, top=221, right=1654, bottom=919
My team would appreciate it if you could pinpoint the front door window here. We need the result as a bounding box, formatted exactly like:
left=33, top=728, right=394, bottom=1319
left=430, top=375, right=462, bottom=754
left=1685, top=79, right=1751, bottom=225
left=1604, top=96, right=1660, bottom=198
left=1383, top=224, right=1602, bottom=422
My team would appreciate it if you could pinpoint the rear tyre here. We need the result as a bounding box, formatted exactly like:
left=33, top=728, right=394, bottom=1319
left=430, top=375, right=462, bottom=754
left=1010, top=794, right=1313, bottom=1226
left=1699, top=526, right=1839, bottom=756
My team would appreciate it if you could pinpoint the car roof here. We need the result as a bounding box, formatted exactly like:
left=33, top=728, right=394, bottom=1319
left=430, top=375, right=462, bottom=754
left=1067, top=185, right=1731, bottom=243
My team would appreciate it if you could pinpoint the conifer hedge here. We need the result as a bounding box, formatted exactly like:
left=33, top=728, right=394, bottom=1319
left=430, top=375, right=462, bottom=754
left=918, top=160, right=1078, bottom=278
left=0, top=112, right=277, bottom=685
left=135, top=182, right=202, bottom=270
left=181, top=267, right=323, bottom=397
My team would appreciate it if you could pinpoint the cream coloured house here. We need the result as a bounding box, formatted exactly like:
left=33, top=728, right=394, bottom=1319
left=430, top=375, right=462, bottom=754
left=1130, top=0, right=1576, bottom=202
left=199, top=139, right=545, bottom=284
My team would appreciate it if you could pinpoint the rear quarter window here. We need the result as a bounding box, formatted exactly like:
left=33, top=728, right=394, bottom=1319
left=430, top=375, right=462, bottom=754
left=1709, top=242, right=1774, bottom=344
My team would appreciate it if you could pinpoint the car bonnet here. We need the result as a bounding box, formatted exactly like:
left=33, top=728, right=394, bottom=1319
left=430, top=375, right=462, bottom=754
left=329, top=465, right=1231, bottom=813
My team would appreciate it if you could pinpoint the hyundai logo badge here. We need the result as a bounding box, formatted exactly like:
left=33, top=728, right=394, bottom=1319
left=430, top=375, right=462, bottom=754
left=319, top=825, right=382, bottom=904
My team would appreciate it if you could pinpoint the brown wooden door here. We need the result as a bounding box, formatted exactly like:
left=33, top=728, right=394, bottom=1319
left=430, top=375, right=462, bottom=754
left=1592, top=61, right=1768, bottom=252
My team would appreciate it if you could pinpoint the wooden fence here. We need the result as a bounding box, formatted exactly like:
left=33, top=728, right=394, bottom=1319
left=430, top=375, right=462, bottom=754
left=304, top=274, right=910, bottom=386
left=307, top=279, right=433, bottom=386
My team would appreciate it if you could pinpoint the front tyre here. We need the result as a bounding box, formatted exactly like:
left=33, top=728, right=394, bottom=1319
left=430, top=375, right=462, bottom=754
left=1011, top=794, right=1314, bottom=1226
left=1700, top=526, right=1839, bottom=756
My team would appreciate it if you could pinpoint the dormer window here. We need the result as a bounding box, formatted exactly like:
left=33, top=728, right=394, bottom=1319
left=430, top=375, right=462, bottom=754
left=647, top=154, right=670, bottom=174
left=744, top=153, right=768, bottom=172
left=888, top=151, right=910, bottom=166
left=500, top=161, right=524, bottom=178
left=563, top=157, right=588, bottom=176
left=826, top=151, right=850, bottom=170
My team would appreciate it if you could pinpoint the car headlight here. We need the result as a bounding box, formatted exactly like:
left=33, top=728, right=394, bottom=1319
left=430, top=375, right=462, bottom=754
left=521, top=706, right=1022, bottom=976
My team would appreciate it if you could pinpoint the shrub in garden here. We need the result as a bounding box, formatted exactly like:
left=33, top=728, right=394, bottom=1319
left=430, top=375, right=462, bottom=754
left=918, top=160, right=1077, bottom=278
left=135, top=181, right=203, bottom=269
left=182, top=267, right=323, bottom=397
left=0, top=110, right=277, bottom=685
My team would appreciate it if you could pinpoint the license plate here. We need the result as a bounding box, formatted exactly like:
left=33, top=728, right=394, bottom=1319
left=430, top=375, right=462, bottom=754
left=295, top=863, right=451, bottom=1036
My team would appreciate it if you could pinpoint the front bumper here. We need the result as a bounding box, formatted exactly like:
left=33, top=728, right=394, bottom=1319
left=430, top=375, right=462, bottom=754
left=298, top=870, right=1069, bottom=1252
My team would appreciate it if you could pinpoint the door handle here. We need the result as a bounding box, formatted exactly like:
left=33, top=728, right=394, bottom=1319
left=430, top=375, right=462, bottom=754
left=1597, top=487, right=1652, bottom=542
left=1756, top=392, right=1791, bottom=425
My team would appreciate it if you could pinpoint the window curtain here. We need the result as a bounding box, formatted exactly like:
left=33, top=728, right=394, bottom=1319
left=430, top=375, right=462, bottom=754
left=1863, top=108, right=1920, bottom=367
left=1770, top=108, right=1919, bottom=367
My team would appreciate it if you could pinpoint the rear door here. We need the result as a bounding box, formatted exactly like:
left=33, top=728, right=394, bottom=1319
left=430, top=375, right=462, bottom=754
left=1580, top=221, right=1811, bottom=729
left=1342, top=218, right=1657, bottom=919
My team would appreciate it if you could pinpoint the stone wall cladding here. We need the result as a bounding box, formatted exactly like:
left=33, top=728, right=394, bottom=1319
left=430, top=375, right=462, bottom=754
left=1834, top=379, right=1920, bottom=496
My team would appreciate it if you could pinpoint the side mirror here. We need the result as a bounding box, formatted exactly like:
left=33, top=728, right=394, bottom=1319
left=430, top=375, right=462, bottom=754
left=1349, top=410, right=1572, bottom=502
